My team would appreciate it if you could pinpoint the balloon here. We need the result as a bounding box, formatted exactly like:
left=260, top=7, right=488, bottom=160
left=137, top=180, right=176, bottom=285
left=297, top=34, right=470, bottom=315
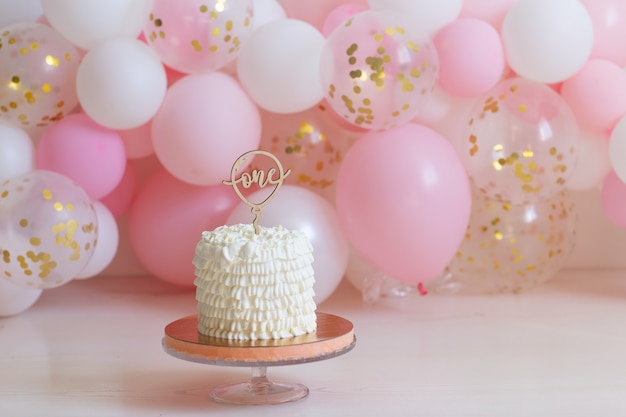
left=0, top=170, right=97, bottom=289
left=74, top=202, right=118, bottom=279
left=335, top=123, right=471, bottom=284
left=76, top=37, right=167, bottom=130
left=128, top=168, right=240, bottom=286
left=459, top=0, right=518, bottom=31
left=460, top=77, right=579, bottom=204
left=608, top=115, right=626, bottom=184
left=322, top=3, right=369, bottom=37
left=601, top=171, right=626, bottom=228
left=254, top=105, right=355, bottom=203
left=36, top=113, right=127, bottom=200
left=41, top=0, right=153, bottom=50
left=581, top=0, right=626, bottom=67
left=433, top=19, right=505, bottom=98
left=320, top=10, right=439, bottom=130
left=0, top=122, right=34, bottom=181
left=251, top=0, right=286, bottom=29
left=99, top=163, right=137, bottom=219
left=144, top=0, right=254, bottom=74
left=0, top=23, right=80, bottom=129
left=431, top=190, right=576, bottom=294
left=227, top=184, right=349, bottom=304
left=281, top=0, right=369, bottom=32
left=368, top=0, right=463, bottom=37
left=501, top=0, right=593, bottom=83
left=566, top=132, right=611, bottom=191
left=560, top=59, right=626, bottom=134
left=237, top=19, right=325, bottom=114
left=151, top=72, right=261, bottom=186
left=0, top=0, right=42, bottom=28
left=118, top=121, right=154, bottom=160
left=0, top=277, right=42, bottom=317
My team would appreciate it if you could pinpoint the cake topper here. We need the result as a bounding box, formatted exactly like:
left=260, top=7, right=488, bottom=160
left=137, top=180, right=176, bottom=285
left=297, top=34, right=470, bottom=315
left=223, top=150, right=291, bottom=234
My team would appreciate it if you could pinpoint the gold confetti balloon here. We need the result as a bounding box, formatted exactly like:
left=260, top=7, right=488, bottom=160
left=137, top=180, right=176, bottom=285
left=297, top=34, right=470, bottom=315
left=254, top=104, right=356, bottom=203
left=0, top=23, right=80, bottom=129
left=460, top=77, right=579, bottom=204
left=0, top=170, right=98, bottom=289
left=432, top=189, right=576, bottom=294
left=320, top=10, right=439, bottom=131
left=144, top=0, right=254, bottom=74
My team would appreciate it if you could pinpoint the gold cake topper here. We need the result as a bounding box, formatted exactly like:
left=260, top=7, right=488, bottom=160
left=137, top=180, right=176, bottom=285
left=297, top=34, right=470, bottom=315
left=223, top=150, right=291, bottom=234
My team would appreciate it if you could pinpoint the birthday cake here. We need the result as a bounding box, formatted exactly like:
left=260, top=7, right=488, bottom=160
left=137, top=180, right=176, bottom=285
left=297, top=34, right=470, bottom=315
left=192, top=224, right=317, bottom=341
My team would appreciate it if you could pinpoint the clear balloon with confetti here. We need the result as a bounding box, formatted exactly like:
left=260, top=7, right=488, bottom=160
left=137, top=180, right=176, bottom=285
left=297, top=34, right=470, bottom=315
left=0, top=170, right=98, bottom=289
left=430, top=189, right=577, bottom=294
left=319, top=10, right=439, bottom=130
left=0, top=22, right=80, bottom=129
left=459, top=77, right=579, bottom=204
left=144, top=0, right=254, bottom=74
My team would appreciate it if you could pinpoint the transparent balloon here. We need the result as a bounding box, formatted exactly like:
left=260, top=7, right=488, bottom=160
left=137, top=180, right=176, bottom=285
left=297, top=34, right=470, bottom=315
left=0, top=22, right=80, bottom=129
left=460, top=77, right=579, bottom=204
left=0, top=170, right=97, bottom=289
left=320, top=10, right=439, bottom=130
left=429, top=189, right=577, bottom=294
left=145, top=0, right=254, bottom=74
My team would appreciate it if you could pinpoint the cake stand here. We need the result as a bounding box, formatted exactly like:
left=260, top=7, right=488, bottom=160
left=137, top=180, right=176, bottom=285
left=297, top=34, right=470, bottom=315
left=162, top=312, right=356, bottom=405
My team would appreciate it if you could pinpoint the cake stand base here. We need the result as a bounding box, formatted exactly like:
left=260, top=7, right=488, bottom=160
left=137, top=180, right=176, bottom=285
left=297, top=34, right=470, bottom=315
left=163, top=312, right=355, bottom=405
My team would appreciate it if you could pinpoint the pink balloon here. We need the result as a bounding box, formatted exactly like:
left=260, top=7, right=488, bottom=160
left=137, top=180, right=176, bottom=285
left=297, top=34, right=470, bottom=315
left=36, top=113, right=126, bottom=200
left=281, top=0, right=369, bottom=32
left=581, top=0, right=626, bottom=66
left=433, top=19, right=505, bottom=97
left=99, top=163, right=138, bottom=218
left=459, top=0, right=518, bottom=31
left=601, top=170, right=626, bottom=228
left=128, top=168, right=240, bottom=286
left=560, top=59, right=626, bottom=133
left=151, top=72, right=262, bottom=185
left=118, top=121, right=154, bottom=160
left=335, top=123, right=471, bottom=284
left=322, top=3, right=369, bottom=37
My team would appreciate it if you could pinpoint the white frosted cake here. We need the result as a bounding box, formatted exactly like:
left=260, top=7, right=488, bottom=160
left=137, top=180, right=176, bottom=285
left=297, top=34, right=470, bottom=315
left=192, top=224, right=317, bottom=341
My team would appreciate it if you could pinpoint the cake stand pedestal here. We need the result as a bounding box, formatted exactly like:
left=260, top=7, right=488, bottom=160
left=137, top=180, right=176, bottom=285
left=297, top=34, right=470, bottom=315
left=162, top=312, right=356, bottom=405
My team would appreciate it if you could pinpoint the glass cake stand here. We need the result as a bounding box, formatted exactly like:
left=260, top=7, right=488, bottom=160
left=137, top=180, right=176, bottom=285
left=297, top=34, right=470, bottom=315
left=162, top=312, right=356, bottom=405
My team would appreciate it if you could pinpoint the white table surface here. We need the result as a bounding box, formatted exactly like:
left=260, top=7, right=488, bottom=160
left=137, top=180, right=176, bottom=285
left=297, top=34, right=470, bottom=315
left=2, top=269, right=626, bottom=417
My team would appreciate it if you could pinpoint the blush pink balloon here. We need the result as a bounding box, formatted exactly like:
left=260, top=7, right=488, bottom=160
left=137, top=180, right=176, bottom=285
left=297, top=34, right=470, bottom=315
left=99, top=162, right=137, bottom=218
left=322, top=3, right=369, bottom=37
left=335, top=123, right=471, bottom=284
left=581, top=0, right=626, bottom=66
left=601, top=170, right=626, bottom=228
left=560, top=59, right=626, bottom=133
left=459, top=0, right=518, bottom=31
left=118, top=121, right=154, bottom=159
left=36, top=113, right=126, bottom=200
left=151, top=72, right=262, bottom=186
left=128, top=168, right=240, bottom=286
left=434, top=19, right=505, bottom=97
left=281, top=0, right=369, bottom=31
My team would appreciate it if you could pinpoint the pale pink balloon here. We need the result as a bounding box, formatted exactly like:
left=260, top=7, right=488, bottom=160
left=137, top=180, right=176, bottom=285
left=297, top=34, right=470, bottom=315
left=580, top=0, right=626, bottom=67
left=227, top=184, right=349, bottom=304
left=322, top=3, right=369, bottom=37
left=459, top=0, right=518, bottom=31
left=36, top=113, right=126, bottom=200
left=281, top=0, right=369, bottom=31
left=560, top=59, right=626, bottom=134
left=128, top=168, right=240, bottom=286
left=601, top=170, right=626, bottom=228
left=335, top=123, right=471, bottom=284
left=99, top=163, right=138, bottom=218
left=118, top=121, right=154, bottom=159
left=433, top=19, right=505, bottom=98
left=151, top=72, right=262, bottom=185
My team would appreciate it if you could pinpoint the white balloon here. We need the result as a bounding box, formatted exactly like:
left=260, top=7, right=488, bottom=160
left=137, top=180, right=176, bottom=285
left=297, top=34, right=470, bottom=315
left=567, top=132, right=611, bottom=191
left=76, top=37, right=167, bottom=130
left=0, top=277, right=42, bottom=317
left=252, top=0, right=286, bottom=29
left=237, top=19, right=325, bottom=113
left=368, top=0, right=463, bottom=37
left=609, top=115, right=626, bottom=184
left=75, top=202, right=119, bottom=279
left=0, top=0, right=42, bottom=28
left=41, top=0, right=153, bottom=50
left=0, top=123, right=34, bottom=181
left=501, top=0, right=593, bottom=83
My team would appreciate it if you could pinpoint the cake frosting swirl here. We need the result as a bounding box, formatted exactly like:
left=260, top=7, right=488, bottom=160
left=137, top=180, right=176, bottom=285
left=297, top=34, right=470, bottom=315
left=193, top=224, right=317, bottom=340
